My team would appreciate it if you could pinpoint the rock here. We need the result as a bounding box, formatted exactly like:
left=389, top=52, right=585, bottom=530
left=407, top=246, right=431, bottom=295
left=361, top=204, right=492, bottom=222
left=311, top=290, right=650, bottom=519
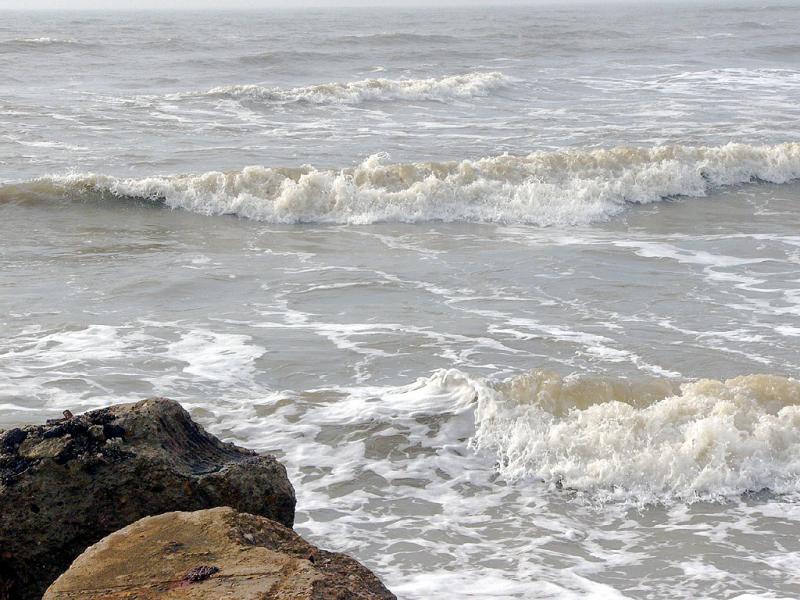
left=183, top=566, right=220, bottom=583
left=0, top=399, right=295, bottom=600
left=44, top=507, right=396, bottom=600
left=0, top=428, right=27, bottom=451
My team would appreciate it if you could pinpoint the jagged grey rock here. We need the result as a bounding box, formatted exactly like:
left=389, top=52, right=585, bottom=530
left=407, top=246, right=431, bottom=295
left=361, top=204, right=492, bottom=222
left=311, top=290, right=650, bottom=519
left=0, top=398, right=295, bottom=600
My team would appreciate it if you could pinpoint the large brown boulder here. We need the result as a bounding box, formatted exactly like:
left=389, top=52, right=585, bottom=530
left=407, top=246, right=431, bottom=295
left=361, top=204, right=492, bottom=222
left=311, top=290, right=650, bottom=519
left=0, top=399, right=295, bottom=600
left=44, top=507, right=396, bottom=600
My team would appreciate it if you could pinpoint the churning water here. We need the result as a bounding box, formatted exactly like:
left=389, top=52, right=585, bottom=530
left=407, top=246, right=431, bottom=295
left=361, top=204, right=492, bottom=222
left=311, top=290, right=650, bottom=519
left=2, top=3, right=800, bottom=598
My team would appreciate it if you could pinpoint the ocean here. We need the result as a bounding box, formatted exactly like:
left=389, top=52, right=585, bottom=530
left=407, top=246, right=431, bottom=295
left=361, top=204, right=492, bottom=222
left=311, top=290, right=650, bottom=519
left=2, top=2, right=800, bottom=597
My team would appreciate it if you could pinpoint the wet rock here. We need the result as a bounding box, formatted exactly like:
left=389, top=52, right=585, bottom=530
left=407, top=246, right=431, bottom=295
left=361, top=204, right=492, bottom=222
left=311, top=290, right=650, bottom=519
left=0, top=398, right=295, bottom=600
left=0, top=428, right=27, bottom=451
left=44, top=507, right=396, bottom=600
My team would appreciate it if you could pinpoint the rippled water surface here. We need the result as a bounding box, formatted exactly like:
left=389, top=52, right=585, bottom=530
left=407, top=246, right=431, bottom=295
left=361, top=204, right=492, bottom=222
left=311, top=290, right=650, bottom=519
left=2, top=3, right=800, bottom=599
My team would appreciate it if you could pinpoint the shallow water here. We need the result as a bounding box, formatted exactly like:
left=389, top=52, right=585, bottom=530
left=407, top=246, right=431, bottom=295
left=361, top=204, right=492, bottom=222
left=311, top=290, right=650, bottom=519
left=2, top=3, right=800, bottom=598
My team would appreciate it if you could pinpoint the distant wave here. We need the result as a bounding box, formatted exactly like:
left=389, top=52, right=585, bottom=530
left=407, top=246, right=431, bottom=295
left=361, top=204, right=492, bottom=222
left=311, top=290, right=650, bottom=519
left=0, top=37, right=87, bottom=52
left=394, top=368, right=800, bottom=504
left=333, top=32, right=459, bottom=44
left=3, top=142, right=799, bottom=226
left=737, top=20, right=773, bottom=30
left=756, top=43, right=800, bottom=58
left=187, top=72, right=510, bottom=105
left=238, top=49, right=349, bottom=66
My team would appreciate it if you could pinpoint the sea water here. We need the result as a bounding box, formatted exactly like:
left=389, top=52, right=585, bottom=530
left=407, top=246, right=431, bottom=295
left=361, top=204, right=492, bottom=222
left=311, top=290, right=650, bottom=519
left=2, top=3, right=800, bottom=598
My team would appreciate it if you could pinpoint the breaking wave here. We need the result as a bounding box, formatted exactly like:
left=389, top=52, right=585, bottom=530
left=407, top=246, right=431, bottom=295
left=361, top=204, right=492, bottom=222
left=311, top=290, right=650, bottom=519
left=400, top=369, right=800, bottom=504
left=191, top=71, right=510, bottom=105
left=3, top=142, right=799, bottom=226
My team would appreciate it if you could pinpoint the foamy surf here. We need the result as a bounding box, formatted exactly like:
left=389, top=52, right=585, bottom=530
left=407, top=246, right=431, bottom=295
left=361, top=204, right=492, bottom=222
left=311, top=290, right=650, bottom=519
left=393, top=369, right=800, bottom=504
left=7, top=142, right=799, bottom=226
left=191, top=71, right=510, bottom=105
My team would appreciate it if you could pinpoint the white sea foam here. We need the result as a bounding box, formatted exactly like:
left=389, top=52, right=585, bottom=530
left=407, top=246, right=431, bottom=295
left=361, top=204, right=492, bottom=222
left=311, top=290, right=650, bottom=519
left=268, top=367, right=800, bottom=504
left=196, top=72, right=509, bottom=105
left=13, top=142, right=800, bottom=226
left=466, top=370, right=800, bottom=503
left=165, top=329, right=265, bottom=383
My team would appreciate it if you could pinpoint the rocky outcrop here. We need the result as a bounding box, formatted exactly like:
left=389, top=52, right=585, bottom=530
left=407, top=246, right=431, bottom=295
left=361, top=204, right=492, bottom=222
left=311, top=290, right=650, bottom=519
left=0, top=399, right=295, bottom=600
left=44, top=507, right=396, bottom=600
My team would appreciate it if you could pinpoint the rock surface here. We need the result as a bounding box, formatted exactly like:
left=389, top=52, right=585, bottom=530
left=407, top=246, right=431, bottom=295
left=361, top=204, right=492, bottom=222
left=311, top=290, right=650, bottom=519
left=0, top=399, right=295, bottom=600
left=44, top=507, right=396, bottom=600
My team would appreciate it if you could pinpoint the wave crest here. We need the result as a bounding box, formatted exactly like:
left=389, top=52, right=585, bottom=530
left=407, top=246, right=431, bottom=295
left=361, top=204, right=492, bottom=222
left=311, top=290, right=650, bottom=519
left=196, top=71, right=509, bottom=105
left=0, top=37, right=86, bottom=51
left=4, top=142, right=800, bottom=226
left=399, top=368, right=800, bottom=504
left=471, top=370, right=800, bottom=503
